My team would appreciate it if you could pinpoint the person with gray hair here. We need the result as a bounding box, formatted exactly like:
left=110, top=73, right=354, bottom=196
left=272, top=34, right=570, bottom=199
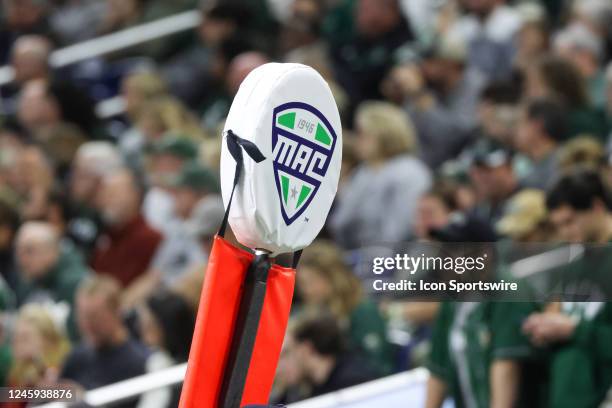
left=14, top=221, right=90, bottom=339
left=65, top=142, right=123, bottom=257
left=91, top=167, right=163, bottom=308
left=3, top=35, right=50, bottom=116
left=70, top=142, right=123, bottom=206
left=11, top=35, right=52, bottom=85
left=554, top=22, right=607, bottom=108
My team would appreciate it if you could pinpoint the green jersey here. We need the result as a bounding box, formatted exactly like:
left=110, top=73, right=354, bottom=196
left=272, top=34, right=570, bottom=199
left=548, top=302, right=612, bottom=408
left=428, top=301, right=537, bottom=408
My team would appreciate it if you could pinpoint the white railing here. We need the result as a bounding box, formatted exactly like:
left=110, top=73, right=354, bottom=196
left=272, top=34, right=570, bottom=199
left=36, top=365, right=430, bottom=408
left=289, top=368, right=430, bottom=408
left=0, top=10, right=202, bottom=87
left=37, top=363, right=187, bottom=408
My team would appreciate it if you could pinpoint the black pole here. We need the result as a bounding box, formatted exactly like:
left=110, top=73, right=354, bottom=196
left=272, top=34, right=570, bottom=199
left=218, top=250, right=271, bottom=408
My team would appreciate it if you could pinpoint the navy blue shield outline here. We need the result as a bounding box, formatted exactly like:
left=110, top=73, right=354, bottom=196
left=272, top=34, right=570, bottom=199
left=271, top=102, right=338, bottom=225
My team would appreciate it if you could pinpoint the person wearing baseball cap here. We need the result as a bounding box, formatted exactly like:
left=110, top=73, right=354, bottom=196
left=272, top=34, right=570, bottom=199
left=149, top=161, right=221, bottom=288
left=169, top=161, right=221, bottom=222
left=164, top=162, right=225, bottom=311
left=150, top=135, right=198, bottom=161
left=497, top=189, right=552, bottom=242
left=143, top=134, right=198, bottom=234
left=469, top=139, right=519, bottom=224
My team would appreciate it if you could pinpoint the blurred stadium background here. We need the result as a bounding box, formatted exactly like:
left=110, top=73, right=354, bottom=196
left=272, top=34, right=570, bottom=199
left=1, top=0, right=612, bottom=407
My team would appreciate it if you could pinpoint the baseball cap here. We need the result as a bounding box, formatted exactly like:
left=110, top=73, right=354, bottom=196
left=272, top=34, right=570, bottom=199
left=471, top=139, right=514, bottom=168
left=432, top=35, right=467, bottom=62
left=151, top=135, right=198, bottom=160
left=184, top=196, right=226, bottom=239
left=497, top=189, right=547, bottom=239
left=171, top=162, right=220, bottom=193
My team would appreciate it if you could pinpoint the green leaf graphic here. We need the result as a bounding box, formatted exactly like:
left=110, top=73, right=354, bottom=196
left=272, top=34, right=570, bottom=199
left=281, top=175, right=289, bottom=204
left=315, top=123, right=331, bottom=146
left=278, top=112, right=296, bottom=129
left=296, top=185, right=312, bottom=208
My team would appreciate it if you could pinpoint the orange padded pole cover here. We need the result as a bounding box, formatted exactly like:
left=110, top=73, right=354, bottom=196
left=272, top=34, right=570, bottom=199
left=179, top=235, right=295, bottom=408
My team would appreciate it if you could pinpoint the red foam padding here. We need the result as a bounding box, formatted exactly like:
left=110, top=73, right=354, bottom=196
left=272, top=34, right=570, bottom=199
left=179, top=236, right=295, bottom=408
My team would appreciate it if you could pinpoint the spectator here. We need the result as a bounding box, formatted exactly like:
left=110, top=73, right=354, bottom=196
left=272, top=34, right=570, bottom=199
left=17, top=80, right=61, bottom=136
left=468, top=140, right=518, bottom=223
left=61, top=275, right=149, bottom=408
left=138, top=290, right=193, bottom=363
left=331, top=0, right=414, bottom=110
left=272, top=326, right=308, bottom=404
left=0, top=201, right=19, bottom=290
left=12, top=144, right=55, bottom=219
left=11, top=35, right=52, bottom=85
left=330, top=101, right=431, bottom=247
left=67, top=142, right=123, bottom=257
left=14, top=221, right=89, bottom=338
left=523, top=169, right=612, bottom=408
left=514, top=98, right=567, bottom=189
left=171, top=195, right=225, bottom=311
left=225, top=47, right=269, bottom=82
left=413, top=181, right=460, bottom=241
left=426, top=301, right=538, bottom=408
left=476, top=80, right=522, bottom=146
left=48, top=0, right=106, bottom=45
left=524, top=54, right=608, bottom=139
left=514, top=19, right=550, bottom=72
left=118, top=71, right=168, bottom=171
left=279, top=0, right=325, bottom=58
left=98, top=0, right=140, bottom=33
left=0, top=128, right=25, bottom=205
left=292, top=314, right=379, bottom=397
left=385, top=35, right=486, bottom=168
left=496, top=189, right=552, bottom=242
left=136, top=290, right=194, bottom=408
left=554, top=22, right=607, bottom=109
left=297, top=240, right=393, bottom=374
left=181, top=181, right=225, bottom=254
left=446, top=0, right=523, bottom=80
left=136, top=96, right=207, bottom=146
left=200, top=51, right=269, bottom=130
left=162, top=3, right=251, bottom=107
left=122, top=160, right=214, bottom=308
left=0, top=0, right=55, bottom=65
left=143, top=135, right=198, bottom=233
left=559, top=135, right=605, bottom=171
left=571, top=0, right=612, bottom=58
left=152, top=161, right=218, bottom=283
left=8, top=304, right=70, bottom=390
left=546, top=168, right=612, bottom=243
left=36, top=122, right=86, bottom=180
left=0, top=35, right=52, bottom=116
left=17, top=79, right=101, bottom=139
left=91, top=168, right=162, bottom=287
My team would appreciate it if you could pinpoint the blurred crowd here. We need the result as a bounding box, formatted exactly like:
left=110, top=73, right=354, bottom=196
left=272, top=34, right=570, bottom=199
left=0, top=0, right=612, bottom=407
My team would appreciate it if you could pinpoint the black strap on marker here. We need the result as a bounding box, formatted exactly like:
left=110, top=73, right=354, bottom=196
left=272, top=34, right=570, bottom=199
left=218, top=129, right=304, bottom=268
left=217, top=131, right=301, bottom=408
left=218, top=130, right=265, bottom=238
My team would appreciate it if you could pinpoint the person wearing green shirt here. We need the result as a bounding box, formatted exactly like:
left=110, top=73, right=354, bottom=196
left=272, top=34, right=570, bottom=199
left=15, top=222, right=90, bottom=340
left=522, top=169, right=612, bottom=408
left=425, top=301, right=540, bottom=408
left=296, top=240, right=394, bottom=375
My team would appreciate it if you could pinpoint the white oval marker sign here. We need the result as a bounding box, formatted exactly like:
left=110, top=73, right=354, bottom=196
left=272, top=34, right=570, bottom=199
left=220, top=63, right=342, bottom=255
